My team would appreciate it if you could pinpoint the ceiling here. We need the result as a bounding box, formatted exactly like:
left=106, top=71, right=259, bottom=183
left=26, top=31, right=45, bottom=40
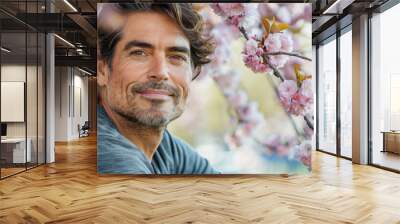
left=0, top=0, right=395, bottom=74
left=312, top=0, right=390, bottom=44
left=0, top=0, right=97, bottom=74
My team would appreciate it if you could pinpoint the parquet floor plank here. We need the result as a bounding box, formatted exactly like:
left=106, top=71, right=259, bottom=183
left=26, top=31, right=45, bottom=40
left=0, top=135, right=399, bottom=223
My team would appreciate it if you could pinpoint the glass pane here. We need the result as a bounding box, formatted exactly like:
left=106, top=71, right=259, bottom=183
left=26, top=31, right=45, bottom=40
left=318, top=37, right=337, bottom=154
left=371, top=3, right=400, bottom=171
left=312, top=45, right=317, bottom=151
left=1, top=31, right=27, bottom=177
left=27, top=31, right=38, bottom=169
left=38, top=32, right=45, bottom=165
left=340, top=29, right=352, bottom=158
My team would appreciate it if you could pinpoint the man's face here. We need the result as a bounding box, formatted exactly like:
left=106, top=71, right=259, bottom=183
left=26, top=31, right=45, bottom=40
left=99, top=12, right=193, bottom=127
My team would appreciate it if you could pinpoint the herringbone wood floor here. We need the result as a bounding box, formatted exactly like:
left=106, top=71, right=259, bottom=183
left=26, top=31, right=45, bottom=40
left=1, top=135, right=400, bottom=224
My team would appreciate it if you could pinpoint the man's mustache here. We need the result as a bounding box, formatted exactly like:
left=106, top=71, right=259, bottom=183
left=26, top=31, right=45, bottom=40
left=131, top=82, right=180, bottom=97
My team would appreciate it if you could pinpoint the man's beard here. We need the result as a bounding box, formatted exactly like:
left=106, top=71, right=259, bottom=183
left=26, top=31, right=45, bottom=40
left=112, top=81, right=185, bottom=128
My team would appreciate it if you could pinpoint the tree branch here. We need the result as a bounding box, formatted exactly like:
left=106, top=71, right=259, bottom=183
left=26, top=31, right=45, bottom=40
left=265, top=75, right=303, bottom=138
left=238, top=26, right=249, bottom=40
left=265, top=51, right=312, bottom=61
left=238, top=26, right=314, bottom=132
left=265, top=56, right=314, bottom=131
left=263, top=55, right=284, bottom=82
left=304, top=115, right=314, bottom=130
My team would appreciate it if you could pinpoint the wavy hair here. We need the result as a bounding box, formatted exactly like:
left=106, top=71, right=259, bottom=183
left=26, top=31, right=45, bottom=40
left=97, top=3, right=214, bottom=79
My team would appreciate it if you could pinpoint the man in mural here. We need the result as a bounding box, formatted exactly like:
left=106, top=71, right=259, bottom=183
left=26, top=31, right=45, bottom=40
left=97, top=3, right=219, bottom=174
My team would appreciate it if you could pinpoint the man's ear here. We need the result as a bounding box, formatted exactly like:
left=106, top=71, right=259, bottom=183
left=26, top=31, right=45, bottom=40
left=97, top=59, right=110, bottom=87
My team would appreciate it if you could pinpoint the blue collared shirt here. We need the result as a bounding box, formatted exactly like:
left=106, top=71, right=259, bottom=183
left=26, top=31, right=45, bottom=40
left=97, top=106, right=219, bottom=174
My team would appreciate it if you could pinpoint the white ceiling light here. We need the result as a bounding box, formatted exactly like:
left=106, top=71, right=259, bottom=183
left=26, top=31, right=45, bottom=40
left=323, top=0, right=355, bottom=15
left=63, top=0, right=78, bottom=12
left=54, top=34, right=75, bottom=48
left=1, top=47, right=11, bottom=53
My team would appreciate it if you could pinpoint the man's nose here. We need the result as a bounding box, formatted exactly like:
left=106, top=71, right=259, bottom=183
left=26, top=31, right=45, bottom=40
left=148, top=54, right=169, bottom=81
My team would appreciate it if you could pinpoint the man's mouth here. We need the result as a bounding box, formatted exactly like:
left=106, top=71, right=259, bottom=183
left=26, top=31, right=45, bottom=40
left=137, top=89, right=173, bottom=101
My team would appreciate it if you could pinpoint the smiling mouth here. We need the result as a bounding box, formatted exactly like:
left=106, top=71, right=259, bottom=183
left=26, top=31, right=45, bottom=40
left=137, top=89, right=173, bottom=101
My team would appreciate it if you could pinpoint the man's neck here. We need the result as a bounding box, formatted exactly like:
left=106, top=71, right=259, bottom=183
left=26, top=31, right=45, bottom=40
left=102, top=103, right=164, bottom=161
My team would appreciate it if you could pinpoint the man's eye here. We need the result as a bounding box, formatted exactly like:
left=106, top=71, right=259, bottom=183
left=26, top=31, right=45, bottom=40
left=130, top=50, right=147, bottom=56
left=169, top=54, right=188, bottom=62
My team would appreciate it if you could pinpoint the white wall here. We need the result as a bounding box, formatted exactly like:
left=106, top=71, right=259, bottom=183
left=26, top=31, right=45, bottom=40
left=72, top=73, right=89, bottom=138
left=1, top=65, right=26, bottom=136
left=55, top=66, right=69, bottom=141
left=1, top=64, right=46, bottom=164
left=54, top=67, right=89, bottom=141
left=1, top=65, right=38, bottom=138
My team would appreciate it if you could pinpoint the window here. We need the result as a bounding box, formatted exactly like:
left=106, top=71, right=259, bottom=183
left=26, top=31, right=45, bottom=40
left=0, top=1, right=47, bottom=179
left=318, top=36, right=337, bottom=154
left=371, top=2, right=400, bottom=171
left=340, top=28, right=352, bottom=158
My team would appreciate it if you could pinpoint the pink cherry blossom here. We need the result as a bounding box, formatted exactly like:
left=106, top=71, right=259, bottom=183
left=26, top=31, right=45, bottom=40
left=210, top=3, right=245, bottom=18
left=258, top=4, right=311, bottom=28
left=262, top=134, right=298, bottom=157
left=227, top=90, right=248, bottom=108
left=238, top=102, right=263, bottom=124
left=224, top=132, right=242, bottom=149
left=243, top=55, right=270, bottom=73
left=244, top=38, right=261, bottom=55
left=257, top=3, right=279, bottom=20
left=296, top=142, right=312, bottom=167
left=298, top=80, right=314, bottom=107
left=278, top=80, right=298, bottom=98
left=263, top=134, right=281, bottom=148
left=276, top=145, right=290, bottom=156
left=276, top=7, right=291, bottom=24
left=281, top=57, right=303, bottom=80
left=259, top=133, right=311, bottom=166
left=264, top=33, right=282, bottom=52
left=243, top=36, right=271, bottom=73
left=210, top=3, right=260, bottom=28
left=241, top=123, right=257, bottom=136
left=278, top=80, right=313, bottom=116
left=239, top=4, right=260, bottom=29
left=212, top=70, right=240, bottom=94
left=264, top=33, right=293, bottom=68
left=199, top=3, right=312, bottom=169
left=280, top=33, right=294, bottom=52
left=303, top=122, right=314, bottom=139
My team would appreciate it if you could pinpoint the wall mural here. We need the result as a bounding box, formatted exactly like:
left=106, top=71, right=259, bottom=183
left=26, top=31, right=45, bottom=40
left=97, top=3, right=313, bottom=174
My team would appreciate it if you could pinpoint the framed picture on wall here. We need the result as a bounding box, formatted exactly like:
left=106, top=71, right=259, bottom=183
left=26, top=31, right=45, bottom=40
left=1, top=81, right=25, bottom=122
left=96, top=2, right=313, bottom=175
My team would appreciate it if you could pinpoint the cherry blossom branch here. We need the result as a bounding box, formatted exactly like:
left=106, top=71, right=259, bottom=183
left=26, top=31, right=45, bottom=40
left=266, top=57, right=314, bottom=131
left=238, top=27, right=285, bottom=82
left=239, top=26, right=314, bottom=131
left=304, top=115, right=314, bottom=130
left=265, top=74, right=303, bottom=138
left=264, top=52, right=311, bottom=61
left=264, top=55, right=284, bottom=82
left=238, top=26, right=249, bottom=40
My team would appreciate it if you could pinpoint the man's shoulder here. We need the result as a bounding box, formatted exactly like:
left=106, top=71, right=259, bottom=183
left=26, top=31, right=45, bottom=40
left=97, top=118, right=151, bottom=174
left=97, top=105, right=120, bottom=138
left=97, top=134, right=152, bottom=174
left=161, top=130, right=219, bottom=174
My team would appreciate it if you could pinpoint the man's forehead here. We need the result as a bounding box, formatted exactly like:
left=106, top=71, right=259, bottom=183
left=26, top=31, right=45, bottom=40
left=120, top=11, right=190, bottom=49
